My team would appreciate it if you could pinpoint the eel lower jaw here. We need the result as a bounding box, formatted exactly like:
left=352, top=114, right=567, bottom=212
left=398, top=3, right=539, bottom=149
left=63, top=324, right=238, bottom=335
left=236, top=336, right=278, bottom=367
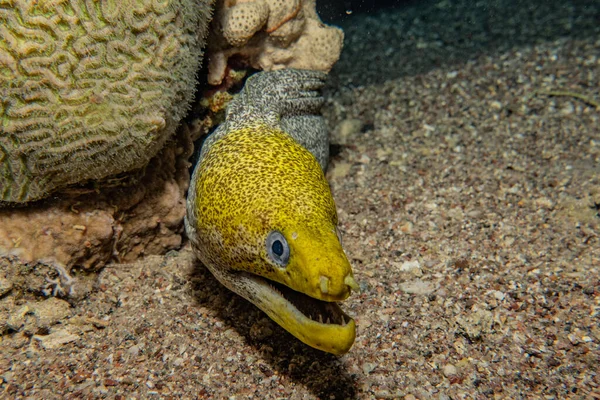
left=237, top=272, right=356, bottom=355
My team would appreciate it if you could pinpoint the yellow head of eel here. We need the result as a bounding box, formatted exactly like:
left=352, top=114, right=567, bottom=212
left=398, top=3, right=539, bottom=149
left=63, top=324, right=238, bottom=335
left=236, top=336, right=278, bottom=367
left=186, top=123, right=358, bottom=355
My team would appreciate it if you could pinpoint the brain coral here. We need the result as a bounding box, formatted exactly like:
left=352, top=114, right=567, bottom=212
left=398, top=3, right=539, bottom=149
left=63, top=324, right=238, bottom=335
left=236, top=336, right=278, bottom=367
left=0, top=0, right=213, bottom=202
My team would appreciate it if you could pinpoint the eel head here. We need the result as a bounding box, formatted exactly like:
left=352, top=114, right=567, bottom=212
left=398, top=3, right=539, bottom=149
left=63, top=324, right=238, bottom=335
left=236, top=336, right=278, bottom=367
left=186, top=124, right=358, bottom=355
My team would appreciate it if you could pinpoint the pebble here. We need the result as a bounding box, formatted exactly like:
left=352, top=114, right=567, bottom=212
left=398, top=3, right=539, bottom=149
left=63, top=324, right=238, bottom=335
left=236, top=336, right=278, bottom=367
left=173, top=357, right=184, bottom=367
left=330, top=161, right=352, bottom=179
left=7, top=297, right=71, bottom=334
left=362, top=362, right=377, bottom=374
left=442, top=364, right=458, bottom=377
left=33, top=329, right=79, bottom=349
left=0, top=276, right=13, bottom=297
left=398, top=260, right=421, bottom=272
left=30, top=297, right=71, bottom=329
left=335, top=119, right=364, bottom=143
left=127, top=345, right=141, bottom=357
left=399, top=279, right=435, bottom=295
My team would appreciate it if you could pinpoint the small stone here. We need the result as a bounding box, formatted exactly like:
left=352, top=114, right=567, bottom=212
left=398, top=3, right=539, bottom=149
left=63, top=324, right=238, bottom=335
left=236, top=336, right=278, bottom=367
left=490, top=100, right=502, bottom=110
left=456, top=309, right=494, bottom=339
left=362, top=362, right=377, bottom=374
left=398, top=260, right=421, bottom=272
left=173, top=357, right=185, bottom=367
left=128, top=345, right=141, bottom=357
left=7, top=298, right=72, bottom=334
left=336, top=119, right=364, bottom=143
left=0, top=276, right=13, bottom=297
left=31, top=297, right=71, bottom=329
left=376, top=148, right=392, bottom=160
left=467, top=210, right=482, bottom=218
left=33, top=329, right=79, bottom=349
left=394, top=260, right=423, bottom=277
left=560, top=103, right=574, bottom=115
left=1, top=371, right=13, bottom=383
left=442, top=364, right=458, bottom=377
left=568, top=333, right=582, bottom=345
left=535, top=197, right=554, bottom=209
left=489, top=290, right=506, bottom=301
left=399, top=221, right=414, bottom=234
left=399, top=279, right=435, bottom=295
left=6, top=305, right=30, bottom=332
left=73, top=381, right=94, bottom=393
left=330, top=162, right=352, bottom=179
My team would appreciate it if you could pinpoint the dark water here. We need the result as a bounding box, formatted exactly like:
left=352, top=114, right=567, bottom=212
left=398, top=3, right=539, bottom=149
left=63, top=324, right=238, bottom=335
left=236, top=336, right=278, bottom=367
left=318, top=0, right=415, bottom=21
left=318, top=0, right=600, bottom=86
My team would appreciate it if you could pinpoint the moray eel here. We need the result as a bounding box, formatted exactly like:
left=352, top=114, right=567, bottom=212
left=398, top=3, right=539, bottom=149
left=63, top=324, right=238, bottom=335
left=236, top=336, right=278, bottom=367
left=185, top=69, right=358, bottom=355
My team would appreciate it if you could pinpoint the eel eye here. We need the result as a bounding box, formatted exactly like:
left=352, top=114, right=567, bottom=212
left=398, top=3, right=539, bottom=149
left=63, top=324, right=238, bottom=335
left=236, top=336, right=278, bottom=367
left=266, top=231, right=290, bottom=267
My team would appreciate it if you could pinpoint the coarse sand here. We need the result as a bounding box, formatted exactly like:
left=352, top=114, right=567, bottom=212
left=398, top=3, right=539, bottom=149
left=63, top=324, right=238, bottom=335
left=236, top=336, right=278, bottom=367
left=1, top=0, right=599, bottom=398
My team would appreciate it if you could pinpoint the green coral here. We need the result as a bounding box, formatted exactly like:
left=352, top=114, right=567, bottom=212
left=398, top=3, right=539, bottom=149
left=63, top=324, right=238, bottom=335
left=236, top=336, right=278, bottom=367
left=0, top=0, right=213, bottom=202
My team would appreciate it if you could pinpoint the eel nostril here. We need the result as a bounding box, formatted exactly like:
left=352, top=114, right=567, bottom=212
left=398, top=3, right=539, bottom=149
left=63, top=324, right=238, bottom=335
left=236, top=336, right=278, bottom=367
left=344, top=275, right=360, bottom=292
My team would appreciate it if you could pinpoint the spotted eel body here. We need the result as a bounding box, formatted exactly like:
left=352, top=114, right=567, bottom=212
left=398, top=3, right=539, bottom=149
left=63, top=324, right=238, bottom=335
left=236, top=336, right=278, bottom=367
left=185, top=70, right=358, bottom=355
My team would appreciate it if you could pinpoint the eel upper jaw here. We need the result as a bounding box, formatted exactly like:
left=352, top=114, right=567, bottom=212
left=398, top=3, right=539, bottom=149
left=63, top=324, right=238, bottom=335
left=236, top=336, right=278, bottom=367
left=220, top=270, right=356, bottom=355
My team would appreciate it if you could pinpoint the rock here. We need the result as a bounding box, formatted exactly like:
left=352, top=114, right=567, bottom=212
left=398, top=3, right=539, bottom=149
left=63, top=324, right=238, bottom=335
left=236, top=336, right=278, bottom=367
left=362, top=362, right=377, bottom=374
left=399, top=279, right=435, bottom=295
left=0, top=276, right=12, bottom=297
left=32, top=298, right=71, bottom=329
left=442, top=364, right=458, bottom=377
left=33, top=329, right=79, bottom=350
left=334, top=119, right=364, bottom=144
left=128, top=345, right=141, bottom=357
left=330, top=162, right=353, bottom=179
left=393, top=260, right=423, bottom=278
left=455, top=308, right=494, bottom=340
left=6, top=305, right=30, bottom=332
left=5, top=297, right=71, bottom=334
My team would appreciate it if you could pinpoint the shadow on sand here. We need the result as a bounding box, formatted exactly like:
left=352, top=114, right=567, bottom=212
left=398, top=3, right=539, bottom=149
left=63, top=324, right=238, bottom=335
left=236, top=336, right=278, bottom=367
left=190, top=262, right=359, bottom=399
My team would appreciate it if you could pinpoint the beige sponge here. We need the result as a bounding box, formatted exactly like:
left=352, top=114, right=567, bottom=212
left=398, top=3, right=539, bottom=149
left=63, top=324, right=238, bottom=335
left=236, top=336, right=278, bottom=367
left=207, top=0, right=343, bottom=85
left=0, top=0, right=213, bottom=203
left=222, top=1, right=269, bottom=46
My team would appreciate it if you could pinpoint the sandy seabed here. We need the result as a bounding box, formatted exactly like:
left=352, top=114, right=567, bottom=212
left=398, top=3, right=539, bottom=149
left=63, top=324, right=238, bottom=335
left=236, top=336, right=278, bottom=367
left=1, top=0, right=599, bottom=398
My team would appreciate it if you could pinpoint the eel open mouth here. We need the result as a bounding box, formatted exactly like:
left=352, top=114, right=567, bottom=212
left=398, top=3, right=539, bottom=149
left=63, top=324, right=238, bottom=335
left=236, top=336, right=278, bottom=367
left=238, top=272, right=356, bottom=355
left=268, top=280, right=352, bottom=326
